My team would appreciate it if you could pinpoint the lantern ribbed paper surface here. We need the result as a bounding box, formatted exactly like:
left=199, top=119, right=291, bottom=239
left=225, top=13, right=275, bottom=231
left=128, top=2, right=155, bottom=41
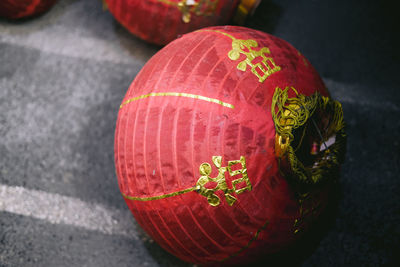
left=105, top=0, right=240, bottom=45
left=114, top=26, right=346, bottom=265
left=0, top=0, right=57, bottom=19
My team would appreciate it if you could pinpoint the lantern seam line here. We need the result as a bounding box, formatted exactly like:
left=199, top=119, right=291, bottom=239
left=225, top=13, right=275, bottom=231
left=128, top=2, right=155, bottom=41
left=120, top=92, right=235, bottom=109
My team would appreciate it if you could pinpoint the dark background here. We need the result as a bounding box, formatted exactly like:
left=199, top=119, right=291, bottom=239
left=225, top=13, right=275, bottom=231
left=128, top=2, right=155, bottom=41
left=1, top=0, right=399, bottom=266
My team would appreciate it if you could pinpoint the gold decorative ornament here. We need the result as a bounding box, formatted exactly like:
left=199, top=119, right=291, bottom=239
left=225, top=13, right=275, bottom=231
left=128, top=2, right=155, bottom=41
left=196, top=156, right=252, bottom=206
left=158, top=0, right=219, bottom=23
left=122, top=156, right=252, bottom=207
left=122, top=187, right=197, bottom=201
left=119, top=92, right=234, bottom=109
left=271, top=86, right=346, bottom=190
left=199, top=29, right=281, bottom=83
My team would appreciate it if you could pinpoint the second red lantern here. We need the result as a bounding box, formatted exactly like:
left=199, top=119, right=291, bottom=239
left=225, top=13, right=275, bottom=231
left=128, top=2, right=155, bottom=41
left=105, top=0, right=242, bottom=45
left=0, top=0, right=57, bottom=19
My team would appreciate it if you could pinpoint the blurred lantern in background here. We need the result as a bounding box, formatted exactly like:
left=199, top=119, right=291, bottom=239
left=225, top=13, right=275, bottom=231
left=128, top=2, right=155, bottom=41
left=104, top=0, right=261, bottom=45
left=114, top=26, right=346, bottom=265
left=0, top=0, right=57, bottom=19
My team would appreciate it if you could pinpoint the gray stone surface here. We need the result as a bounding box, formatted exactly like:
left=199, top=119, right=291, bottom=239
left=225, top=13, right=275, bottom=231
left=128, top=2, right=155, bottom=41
left=1, top=0, right=399, bottom=266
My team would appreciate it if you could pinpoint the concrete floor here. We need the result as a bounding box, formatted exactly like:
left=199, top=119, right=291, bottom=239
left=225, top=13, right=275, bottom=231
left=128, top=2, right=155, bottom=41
left=1, top=0, right=399, bottom=266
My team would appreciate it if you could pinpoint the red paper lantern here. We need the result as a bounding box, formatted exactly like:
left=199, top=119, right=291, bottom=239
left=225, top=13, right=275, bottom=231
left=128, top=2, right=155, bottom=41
left=114, top=26, right=346, bottom=265
left=0, top=0, right=57, bottom=19
left=105, top=0, right=242, bottom=45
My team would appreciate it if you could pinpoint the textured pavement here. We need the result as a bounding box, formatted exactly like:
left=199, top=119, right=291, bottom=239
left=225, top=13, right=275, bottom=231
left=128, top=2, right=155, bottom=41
left=1, top=0, right=399, bottom=266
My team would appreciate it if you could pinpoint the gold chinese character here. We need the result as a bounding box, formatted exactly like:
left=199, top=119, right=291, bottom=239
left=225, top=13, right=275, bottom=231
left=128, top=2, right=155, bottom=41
left=196, top=156, right=252, bottom=206
left=159, top=0, right=219, bottom=23
left=228, top=156, right=252, bottom=194
left=199, top=29, right=282, bottom=83
left=228, top=38, right=281, bottom=83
